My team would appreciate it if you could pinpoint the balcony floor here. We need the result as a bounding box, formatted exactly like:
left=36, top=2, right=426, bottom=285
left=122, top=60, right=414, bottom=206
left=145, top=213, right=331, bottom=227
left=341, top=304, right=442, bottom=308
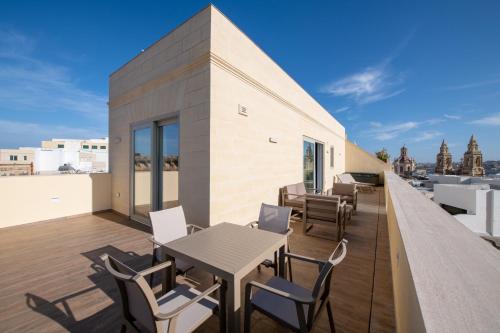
left=0, top=188, right=394, bottom=332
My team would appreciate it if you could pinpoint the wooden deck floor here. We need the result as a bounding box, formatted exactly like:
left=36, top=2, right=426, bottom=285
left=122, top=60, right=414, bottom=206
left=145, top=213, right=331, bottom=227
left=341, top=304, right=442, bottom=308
left=0, top=189, right=394, bottom=332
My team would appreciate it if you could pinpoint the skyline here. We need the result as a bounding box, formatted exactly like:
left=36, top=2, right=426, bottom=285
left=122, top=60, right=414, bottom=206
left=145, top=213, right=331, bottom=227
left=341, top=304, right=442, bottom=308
left=1, top=1, right=499, bottom=162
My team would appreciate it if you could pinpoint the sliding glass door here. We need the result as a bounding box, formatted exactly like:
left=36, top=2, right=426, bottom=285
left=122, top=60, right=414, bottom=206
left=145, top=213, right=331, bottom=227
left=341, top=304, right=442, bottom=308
left=303, top=140, right=316, bottom=190
left=159, top=121, right=179, bottom=210
left=303, top=138, right=324, bottom=192
left=132, top=127, right=152, bottom=219
left=131, top=118, right=179, bottom=224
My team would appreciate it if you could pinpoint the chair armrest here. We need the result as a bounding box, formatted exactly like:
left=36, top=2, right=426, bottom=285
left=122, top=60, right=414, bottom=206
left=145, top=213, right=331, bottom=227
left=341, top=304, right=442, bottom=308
left=305, top=195, right=340, bottom=203
left=284, top=193, right=304, bottom=199
left=137, top=261, right=172, bottom=277
left=246, top=221, right=258, bottom=228
left=285, top=228, right=294, bottom=237
left=155, top=282, right=221, bottom=321
left=247, top=281, right=314, bottom=304
left=354, top=181, right=374, bottom=186
left=283, top=252, right=324, bottom=266
left=186, top=224, right=204, bottom=234
left=148, top=236, right=164, bottom=247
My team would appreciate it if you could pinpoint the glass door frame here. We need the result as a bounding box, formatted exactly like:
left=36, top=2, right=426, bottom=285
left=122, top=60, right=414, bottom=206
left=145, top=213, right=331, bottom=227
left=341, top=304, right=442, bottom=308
left=303, top=136, right=325, bottom=193
left=129, top=115, right=179, bottom=225
left=157, top=118, right=180, bottom=211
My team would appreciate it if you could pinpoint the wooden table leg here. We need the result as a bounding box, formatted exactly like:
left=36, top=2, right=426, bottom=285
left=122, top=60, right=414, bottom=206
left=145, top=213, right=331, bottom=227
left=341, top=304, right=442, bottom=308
left=226, top=278, right=241, bottom=333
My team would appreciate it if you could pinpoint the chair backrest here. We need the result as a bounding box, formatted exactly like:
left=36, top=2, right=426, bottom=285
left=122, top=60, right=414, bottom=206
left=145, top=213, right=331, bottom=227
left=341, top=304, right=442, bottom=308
left=304, top=195, right=341, bottom=223
left=332, top=183, right=355, bottom=196
left=308, top=239, right=348, bottom=325
left=258, top=203, right=291, bottom=235
left=337, top=173, right=356, bottom=184
left=101, top=254, right=161, bottom=332
left=284, top=182, right=307, bottom=196
left=296, top=182, right=307, bottom=195
left=149, top=206, right=188, bottom=245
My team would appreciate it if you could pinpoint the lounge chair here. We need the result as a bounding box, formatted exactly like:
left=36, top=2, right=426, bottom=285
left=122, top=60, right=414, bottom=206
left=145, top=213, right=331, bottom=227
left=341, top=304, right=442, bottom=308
left=149, top=206, right=203, bottom=285
left=326, top=183, right=358, bottom=212
left=244, top=239, right=348, bottom=333
left=248, top=203, right=294, bottom=281
left=336, top=173, right=375, bottom=193
left=101, top=254, right=223, bottom=333
left=281, top=182, right=322, bottom=212
left=303, top=194, right=346, bottom=241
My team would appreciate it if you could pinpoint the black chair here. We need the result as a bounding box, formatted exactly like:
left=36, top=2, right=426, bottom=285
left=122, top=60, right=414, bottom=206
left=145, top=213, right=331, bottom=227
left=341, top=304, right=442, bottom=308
left=244, top=239, right=348, bottom=333
left=101, top=254, right=224, bottom=333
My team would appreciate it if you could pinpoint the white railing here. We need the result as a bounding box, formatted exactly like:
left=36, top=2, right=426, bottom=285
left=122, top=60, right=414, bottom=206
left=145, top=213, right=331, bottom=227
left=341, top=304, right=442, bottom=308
left=384, top=171, right=500, bottom=332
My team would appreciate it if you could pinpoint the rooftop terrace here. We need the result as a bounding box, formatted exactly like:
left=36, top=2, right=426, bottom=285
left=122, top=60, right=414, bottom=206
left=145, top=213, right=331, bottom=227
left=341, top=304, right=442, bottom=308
left=0, top=189, right=394, bottom=332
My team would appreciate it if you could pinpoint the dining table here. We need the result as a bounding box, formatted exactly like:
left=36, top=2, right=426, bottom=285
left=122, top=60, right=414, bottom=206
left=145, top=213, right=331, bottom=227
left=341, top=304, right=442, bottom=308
left=161, top=222, right=288, bottom=333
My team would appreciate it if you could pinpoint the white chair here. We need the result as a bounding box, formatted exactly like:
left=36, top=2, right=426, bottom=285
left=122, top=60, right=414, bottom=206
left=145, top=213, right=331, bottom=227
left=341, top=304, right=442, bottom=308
left=249, top=204, right=294, bottom=281
left=101, top=254, right=223, bottom=333
left=336, top=173, right=375, bottom=193
left=149, top=206, right=203, bottom=284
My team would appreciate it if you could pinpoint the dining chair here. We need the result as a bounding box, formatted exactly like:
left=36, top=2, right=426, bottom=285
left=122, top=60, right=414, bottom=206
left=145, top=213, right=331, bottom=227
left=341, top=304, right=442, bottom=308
left=149, top=206, right=203, bottom=285
left=248, top=203, right=294, bottom=281
left=101, top=254, right=224, bottom=333
left=244, top=239, right=348, bottom=333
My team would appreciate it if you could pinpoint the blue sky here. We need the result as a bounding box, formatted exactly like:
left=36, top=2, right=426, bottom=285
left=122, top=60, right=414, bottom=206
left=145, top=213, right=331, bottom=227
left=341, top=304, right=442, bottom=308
left=1, top=1, right=499, bottom=162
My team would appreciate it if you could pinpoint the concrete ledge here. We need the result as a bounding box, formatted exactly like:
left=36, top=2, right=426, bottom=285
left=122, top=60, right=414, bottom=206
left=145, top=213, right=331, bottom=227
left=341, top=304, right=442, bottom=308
left=384, top=171, right=500, bottom=332
left=0, top=173, right=111, bottom=228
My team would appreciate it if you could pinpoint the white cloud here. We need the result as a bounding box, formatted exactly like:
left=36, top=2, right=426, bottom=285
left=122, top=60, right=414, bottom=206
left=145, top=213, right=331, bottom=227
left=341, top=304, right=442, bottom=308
left=0, top=119, right=105, bottom=148
left=412, top=131, right=442, bottom=142
left=471, top=113, right=500, bottom=126
left=364, top=121, right=419, bottom=141
left=322, top=66, right=405, bottom=105
left=0, top=29, right=107, bottom=119
left=444, top=78, right=500, bottom=91
left=444, top=114, right=461, bottom=120
left=334, top=106, right=350, bottom=113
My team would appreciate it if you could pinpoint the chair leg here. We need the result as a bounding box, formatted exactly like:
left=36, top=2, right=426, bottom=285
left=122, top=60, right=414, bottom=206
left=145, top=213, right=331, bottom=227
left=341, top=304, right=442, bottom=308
left=287, top=244, right=293, bottom=282
left=326, top=300, right=336, bottom=333
left=273, top=251, right=278, bottom=276
left=149, top=248, right=157, bottom=286
left=244, top=284, right=253, bottom=333
left=288, top=257, right=293, bottom=282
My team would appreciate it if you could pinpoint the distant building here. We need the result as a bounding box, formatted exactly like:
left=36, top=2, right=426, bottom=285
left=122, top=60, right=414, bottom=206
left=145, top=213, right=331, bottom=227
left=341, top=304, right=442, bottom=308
left=434, top=184, right=500, bottom=238
left=461, top=135, right=485, bottom=177
left=0, top=148, right=35, bottom=176
left=0, top=138, right=108, bottom=176
left=435, top=140, right=454, bottom=175
left=393, top=145, right=416, bottom=178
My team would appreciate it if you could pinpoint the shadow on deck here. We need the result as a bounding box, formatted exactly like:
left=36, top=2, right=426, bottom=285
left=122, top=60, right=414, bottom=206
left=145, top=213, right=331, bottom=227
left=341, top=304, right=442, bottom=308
left=0, top=188, right=394, bottom=332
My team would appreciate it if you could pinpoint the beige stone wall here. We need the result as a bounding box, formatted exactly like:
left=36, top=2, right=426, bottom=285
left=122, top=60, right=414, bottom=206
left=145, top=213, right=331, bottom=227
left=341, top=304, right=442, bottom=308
left=108, top=7, right=211, bottom=226
left=345, top=140, right=390, bottom=182
left=0, top=148, right=35, bottom=164
left=41, top=140, right=64, bottom=149
left=109, top=5, right=348, bottom=226
left=209, top=8, right=346, bottom=225
left=0, top=173, right=111, bottom=228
